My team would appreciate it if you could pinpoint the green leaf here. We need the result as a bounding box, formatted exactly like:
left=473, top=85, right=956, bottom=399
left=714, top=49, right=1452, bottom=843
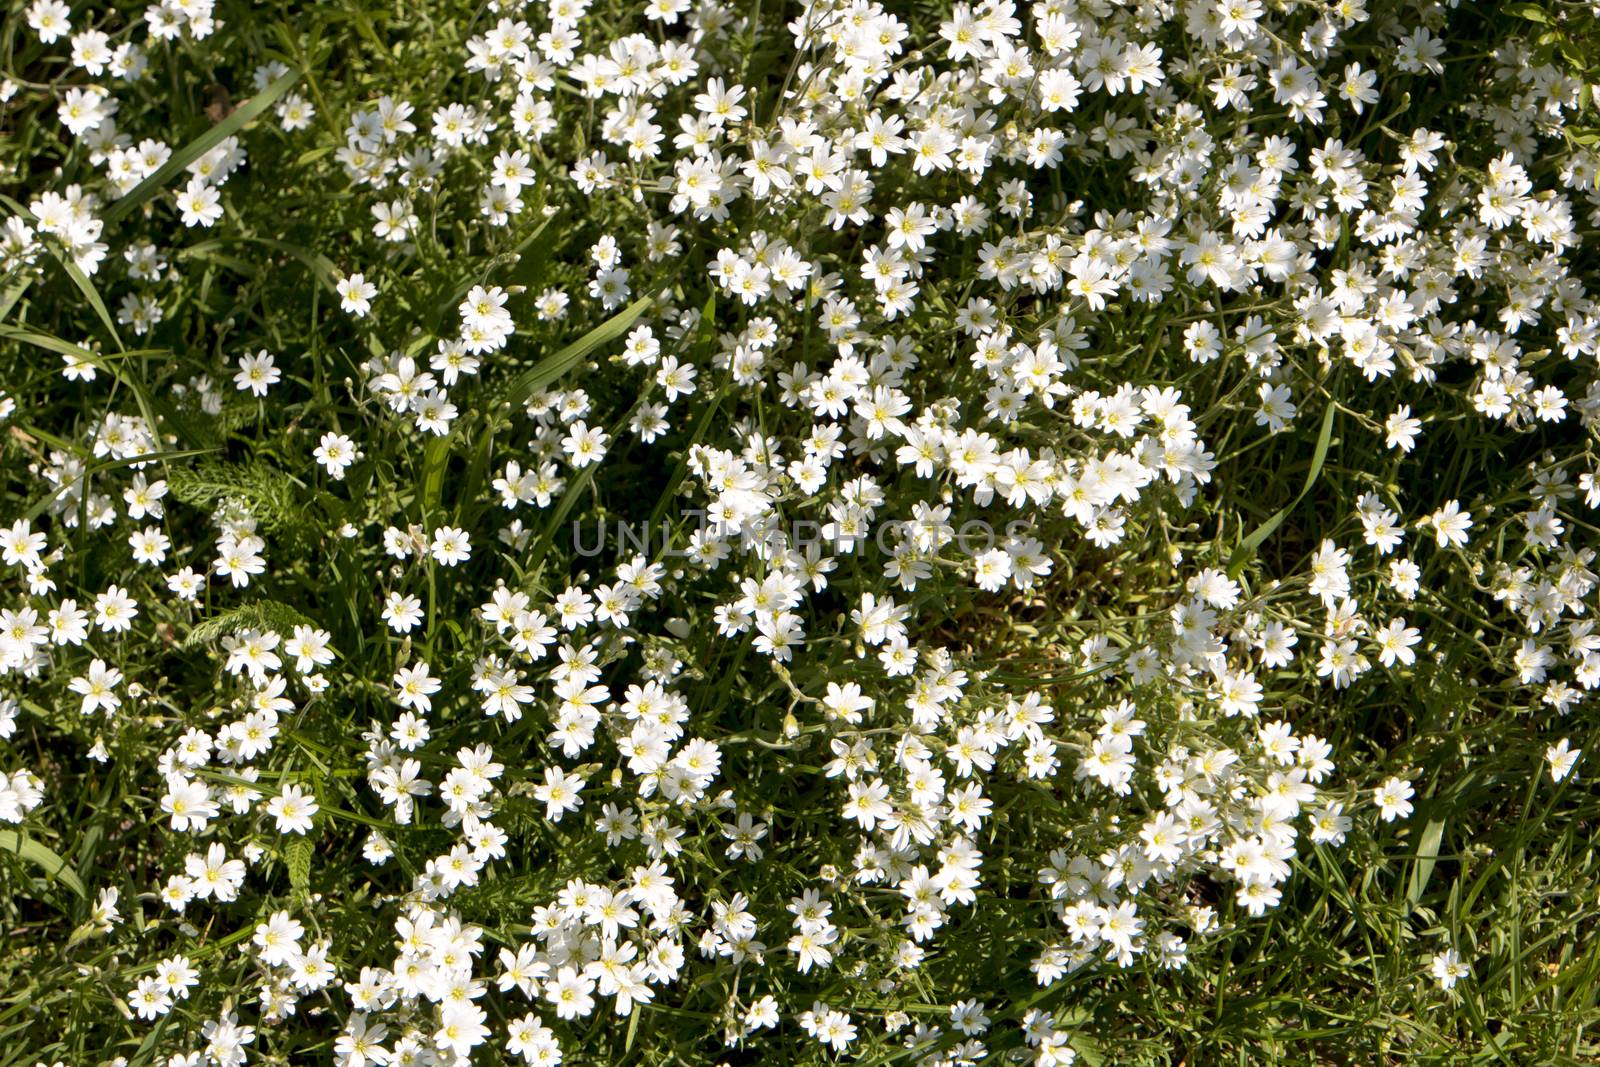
left=501, top=293, right=656, bottom=412
left=1408, top=816, right=1447, bottom=906
left=246, top=236, right=341, bottom=295
left=1503, top=2, right=1550, bottom=22
left=528, top=463, right=597, bottom=574
left=57, top=252, right=125, bottom=353
left=167, top=459, right=309, bottom=534
left=0, top=318, right=171, bottom=443
left=104, top=69, right=301, bottom=224
left=0, top=830, right=87, bottom=898
left=623, top=1003, right=641, bottom=1053
left=184, top=600, right=321, bottom=650
left=428, top=213, right=557, bottom=337
left=179, top=235, right=338, bottom=294
left=0, top=278, right=31, bottom=322
left=0, top=325, right=160, bottom=363
left=1227, top=398, right=1337, bottom=579
left=454, top=417, right=499, bottom=530
left=285, top=836, right=312, bottom=893
left=420, top=434, right=453, bottom=518
left=0, top=192, right=129, bottom=355
left=126, top=1017, right=172, bottom=1067
left=648, top=390, right=722, bottom=531
left=647, top=292, right=721, bottom=532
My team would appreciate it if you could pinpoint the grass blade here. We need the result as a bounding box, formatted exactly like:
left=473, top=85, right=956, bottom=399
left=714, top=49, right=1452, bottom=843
left=501, top=293, right=655, bottom=412
left=0, top=830, right=87, bottom=899
left=1227, top=397, right=1337, bottom=578
left=103, top=69, right=301, bottom=224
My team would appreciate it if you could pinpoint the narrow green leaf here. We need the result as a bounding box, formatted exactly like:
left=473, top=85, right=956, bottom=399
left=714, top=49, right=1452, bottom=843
left=0, top=830, right=87, bottom=898
left=429, top=213, right=557, bottom=335
left=455, top=419, right=498, bottom=530
left=647, top=292, right=720, bottom=531
left=420, top=433, right=453, bottom=517
left=0, top=321, right=172, bottom=445
left=0, top=195, right=132, bottom=355
left=0, top=325, right=154, bottom=361
left=179, top=235, right=337, bottom=293
left=501, top=293, right=655, bottom=412
left=528, top=463, right=597, bottom=573
left=648, top=390, right=722, bottom=532
left=0, top=278, right=31, bottom=322
left=1227, top=399, right=1337, bottom=578
left=126, top=1017, right=171, bottom=1067
left=624, top=1003, right=641, bottom=1053
left=104, top=69, right=301, bottom=224
left=56, top=253, right=124, bottom=353
left=247, top=236, right=340, bottom=294
left=1409, top=816, right=1447, bottom=906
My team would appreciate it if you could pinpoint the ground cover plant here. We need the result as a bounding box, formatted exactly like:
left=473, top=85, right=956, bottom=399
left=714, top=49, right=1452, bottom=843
left=3, top=0, right=1600, bottom=1063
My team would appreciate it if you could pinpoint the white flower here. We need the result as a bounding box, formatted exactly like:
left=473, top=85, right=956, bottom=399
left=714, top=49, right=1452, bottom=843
left=161, top=773, right=218, bottom=832
left=265, top=783, right=319, bottom=834
left=532, top=766, right=585, bottom=822
left=0, top=519, right=47, bottom=568
left=128, top=976, right=172, bottom=1020
left=561, top=421, right=610, bottom=467
left=337, top=272, right=377, bottom=316
left=429, top=526, right=472, bottom=566
left=313, top=432, right=360, bottom=479
left=1373, top=777, right=1414, bottom=822
left=28, top=0, right=71, bottom=43
left=176, top=178, right=223, bottom=227
left=68, top=658, right=122, bottom=715
left=1546, top=738, right=1581, bottom=783
left=93, top=584, right=139, bottom=632
left=1429, top=948, right=1470, bottom=990
left=1427, top=501, right=1473, bottom=549
left=253, top=910, right=305, bottom=967
left=382, top=592, right=424, bottom=633
left=233, top=350, right=280, bottom=396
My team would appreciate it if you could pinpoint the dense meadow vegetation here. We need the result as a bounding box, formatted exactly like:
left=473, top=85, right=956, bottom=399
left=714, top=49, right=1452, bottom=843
left=3, top=0, right=1600, bottom=1063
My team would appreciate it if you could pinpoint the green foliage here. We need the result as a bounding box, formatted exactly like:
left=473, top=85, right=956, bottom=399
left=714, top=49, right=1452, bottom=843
left=1, top=0, right=1599, bottom=1065
left=167, top=460, right=311, bottom=535
left=183, top=599, right=321, bottom=650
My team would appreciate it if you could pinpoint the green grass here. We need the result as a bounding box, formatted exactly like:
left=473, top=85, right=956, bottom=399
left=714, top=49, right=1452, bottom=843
left=4, top=0, right=1600, bottom=1064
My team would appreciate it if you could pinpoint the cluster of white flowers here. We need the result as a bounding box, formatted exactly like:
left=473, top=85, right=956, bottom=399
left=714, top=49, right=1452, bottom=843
left=0, top=699, right=44, bottom=823
left=5, top=0, right=1599, bottom=1061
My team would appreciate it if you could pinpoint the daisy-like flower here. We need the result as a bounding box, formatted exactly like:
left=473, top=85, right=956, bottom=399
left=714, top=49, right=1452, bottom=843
left=93, top=584, right=139, bottom=632
left=382, top=592, right=424, bottom=633
left=265, top=784, right=319, bottom=834
left=233, top=350, right=281, bottom=396
left=68, top=658, right=123, bottom=715
left=253, top=910, right=305, bottom=966
left=175, top=178, right=223, bottom=227
left=337, top=272, right=377, bottom=316
left=1546, top=738, right=1581, bottom=783
left=532, top=766, right=585, bottom=822
left=561, top=421, right=610, bottom=467
left=313, top=432, right=360, bottom=479
left=1373, top=776, right=1415, bottom=822
left=1427, top=501, right=1473, bottom=549
left=1429, top=948, right=1471, bottom=990
left=429, top=526, right=472, bottom=566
